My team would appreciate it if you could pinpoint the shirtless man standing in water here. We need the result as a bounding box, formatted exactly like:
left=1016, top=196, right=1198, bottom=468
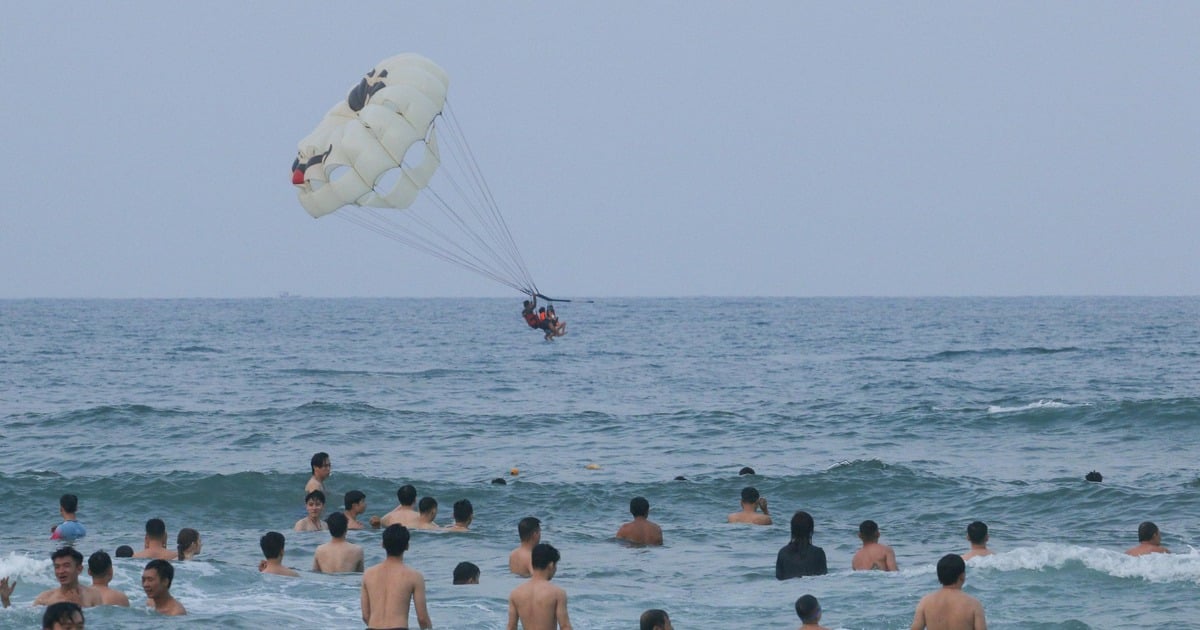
left=960, top=521, right=993, bottom=561
left=509, top=517, right=542, bottom=576
left=852, top=520, right=898, bottom=571
left=507, top=543, right=572, bottom=630
left=910, top=554, right=986, bottom=630
left=616, top=497, right=663, bottom=546
left=1125, top=521, right=1170, bottom=556
left=361, top=525, right=432, bottom=630
left=727, top=487, right=772, bottom=525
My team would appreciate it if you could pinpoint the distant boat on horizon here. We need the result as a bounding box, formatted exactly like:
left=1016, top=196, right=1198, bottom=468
left=277, top=292, right=303, bottom=299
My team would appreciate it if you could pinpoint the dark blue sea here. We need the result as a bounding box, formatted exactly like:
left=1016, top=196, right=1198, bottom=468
left=1, top=297, right=1198, bottom=628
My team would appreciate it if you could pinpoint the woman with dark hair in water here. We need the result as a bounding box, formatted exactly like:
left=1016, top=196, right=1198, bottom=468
left=776, top=511, right=827, bottom=579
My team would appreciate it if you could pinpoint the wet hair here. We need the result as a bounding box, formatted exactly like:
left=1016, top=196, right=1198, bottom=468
left=740, top=487, right=760, bottom=504
left=59, top=494, right=79, bottom=514
left=144, top=558, right=174, bottom=587
left=382, top=524, right=411, bottom=557
left=795, top=594, right=821, bottom=622
left=738, top=466, right=756, bottom=476
left=87, top=550, right=112, bottom=576
left=42, top=602, right=84, bottom=630
left=523, top=300, right=531, bottom=307
left=260, top=531, right=286, bottom=559
left=936, top=553, right=966, bottom=585
left=418, top=496, right=438, bottom=514
left=491, top=477, right=507, bottom=485
left=115, top=545, right=134, bottom=558
left=452, top=561, right=480, bottom=584
left=310, top=452, right=329, bottom=474
left=788, top=511, right=815, bottom=550
left=967, top=521, right=988, bottom=544
left=859, top=519, right=880, bottom=541
left=1138, top=521, right=1159, bottom=542
left=640, top=608, right=670, bottom=630
left=305, top=489, right=326, bottom=505
left=397, top=484, right=417, bottom=506
left=326, top=511, right=349, bottom=538
left=531, top=542, right=560, bottom=570
left=673, top=475, right=687, bottom=481
left=176, top=528, right=199, bottom=561
left=344, top=490, right=366, bottom=511
left=630, top=496, right=650, bottom=518
left=453, top=499, right=473, bottom=523
left=145, top=518, right=168, bottom=542
left=1085, top=470, right=1103, bottom=482
left=518, top=516, right=541, bottom=542
left=51, top=546, right=83, bottom=565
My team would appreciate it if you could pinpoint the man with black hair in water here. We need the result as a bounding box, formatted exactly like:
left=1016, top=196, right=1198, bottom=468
left=616, top=496, right=663, bottom=546
left=910, top=554, right=986, bottom=629
left=1, top=547, right=102, bottom=608
left=313, top=512, right=365, bottom=573
left=852, top=519, right=898, bottom=571
left=133, top=518, right=177, bottom=561
left=640, top=608, right=673, bottom=630
left=1125, top=521, right=1169, bottom=556
left=142, top=559, right=185, bottom=616
left=42, top=601, right=86, bottom=629
left=507, top=543, right=572, bottom=630
left=776, top=511, right=827, bottom=579
left=961, top=521, right=993, bottom=561
left=361, top=525, right=432, bottom=630
left=382, top=484, right=421, bottom=528
left=509, top=516, right=541, bottom=576
left=87, top=551, right=130, bottom=607
left=795, top=594, right=830, bottom=629
left=727, top=486, right=771, bottom=525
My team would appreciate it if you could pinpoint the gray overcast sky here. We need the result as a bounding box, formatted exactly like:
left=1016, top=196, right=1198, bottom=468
left=2, top=2, right=1197, bottom=298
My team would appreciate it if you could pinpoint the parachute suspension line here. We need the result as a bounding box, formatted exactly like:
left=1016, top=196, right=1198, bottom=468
left=336, top=210, right=529, bottom=294
left=438, top=100, right=538, bottom=292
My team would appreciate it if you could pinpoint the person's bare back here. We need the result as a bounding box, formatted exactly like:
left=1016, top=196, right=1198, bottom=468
left=508, top=578, right=572, bottom=630
left=361, top=557, right=430, bottom=629
left=616, top=518, right=663, bottom=546
left=509, top=545, right=534, bottom=577
left=313, top=539, right=365, bottom=573
left=852, top=541, right=898, bottom=571
left=92, top=583, right=130, bottom=607
left=910, top=587, right=986, bottom=630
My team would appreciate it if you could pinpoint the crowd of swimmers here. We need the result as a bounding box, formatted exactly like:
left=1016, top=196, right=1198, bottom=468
left=1, top=462, right=1172, bottom=629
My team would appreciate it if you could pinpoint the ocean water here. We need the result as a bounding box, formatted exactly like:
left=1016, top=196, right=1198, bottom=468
left=1, top=297, right=1198, bottom=629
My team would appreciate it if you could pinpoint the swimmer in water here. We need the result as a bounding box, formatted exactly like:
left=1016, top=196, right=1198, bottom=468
left=776, top=511, right=828, bottom=579
left=313, top=512, right=365, bottom=573
left=910, top=554, right=986, bottom=630
left=506, top=543, right=572, bottom=630
left=509, top=517, right=542, bottom=577
left=795, top=594, right=831, bottom=630
left=381, top=484, right=421, bottom=528
left=133, top=519, right=177, bottom=561
left=960, top=521, right=993, bottom=561
left=306, top=452, right=331, bottom=496
left=445, top=499, right=474, bottom=532
left=851, top=520, right=898, bottom=571
left=258, top=531, right=300, bottom=577
left=142, top=559, right=185, bottom=616
left=1125, top=521, right=1169, bottom=556
left=294, top=490, right=328, bottom=532
left=361, top=525, right=432, bottom=629
left=87, top=551, right=130, bottom=607
left=616, top=497, right=663, bottom=546
left=727, top=487, right=772, bottom=525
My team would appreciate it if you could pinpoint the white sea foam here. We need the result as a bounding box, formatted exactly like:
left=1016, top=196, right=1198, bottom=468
left=970, top=543, right=1200, bottom=584
left=986, top=399, right=1080, bottom=414
left=0, top=553, right=51, bottom=585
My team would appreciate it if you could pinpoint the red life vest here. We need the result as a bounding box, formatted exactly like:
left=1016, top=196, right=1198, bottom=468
left=523, top=312, right=540, bottom=328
